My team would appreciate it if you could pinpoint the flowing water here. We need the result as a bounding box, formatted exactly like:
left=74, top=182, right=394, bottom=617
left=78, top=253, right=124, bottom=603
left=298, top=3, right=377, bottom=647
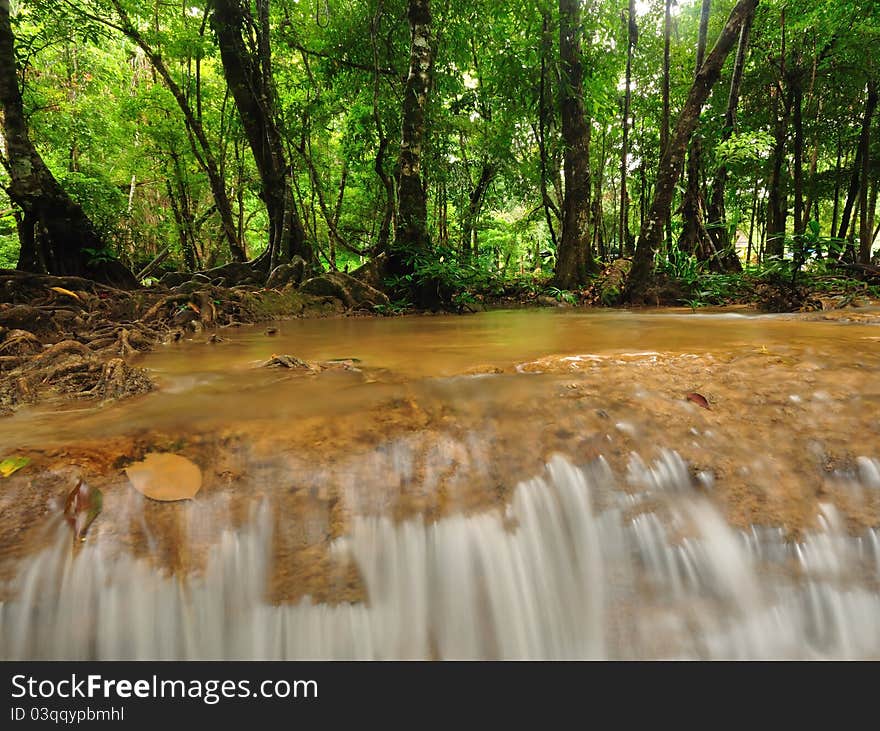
left=2, top=307, right=880, bottom=659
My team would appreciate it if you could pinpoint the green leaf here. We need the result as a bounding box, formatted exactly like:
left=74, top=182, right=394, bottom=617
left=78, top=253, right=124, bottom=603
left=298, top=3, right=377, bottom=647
left=0, top=456, right=30, bottom=478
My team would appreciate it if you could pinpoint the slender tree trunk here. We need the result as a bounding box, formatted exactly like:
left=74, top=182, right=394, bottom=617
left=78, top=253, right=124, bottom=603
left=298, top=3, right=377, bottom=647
left=746, top=174, right=759, bottom=265
left=791, top=64, right=805, bottom=236
left=619, top=0, right=637, bottom=256
left=765, top=9, right=790, bottom=259
left=461, top=162, right=495, bottom=259
left=554, top=0, right=597, bottom=288
left=802, top=103, right=823, bottom=226
left=707, top=12, right=752, bottom=271
left=677, top=0, right=714, bottom=262
left=868, top=177, right=879, bottom=260
left=370, top=0, right=395, bottom=255
left=839, top=85, right=878, bottom=247
left=831, top=138, right=843, bottom=237
left=538, top=11, right=559, bottom=254
left=625, top=0, right=759, bottom=302
left=658, top=0, right=673, bottom=251
left=859, top=82, right=878, bottom=263
left=661, top=0, right=672, bottom=158
left=765, top=86, right=791, bottom=258
left=0, top=0, right=135, bottom=286
left=110, top=0, right=245, bottom=263
left=593, top=128, right=607, bottom=262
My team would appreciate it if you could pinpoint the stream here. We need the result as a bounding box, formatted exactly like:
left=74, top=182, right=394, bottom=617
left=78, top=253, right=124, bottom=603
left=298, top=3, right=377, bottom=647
left=2, top=307, right=880, bottom=659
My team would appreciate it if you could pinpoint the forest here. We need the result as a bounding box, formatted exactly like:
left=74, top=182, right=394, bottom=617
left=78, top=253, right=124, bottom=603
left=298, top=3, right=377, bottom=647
left=2, top=0, right=879, bottom=312
left=4, top=0, right=880, bottom=668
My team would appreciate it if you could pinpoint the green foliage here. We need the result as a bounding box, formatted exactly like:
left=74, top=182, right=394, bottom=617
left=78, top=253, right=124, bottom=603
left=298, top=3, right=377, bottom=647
left=713, top=131, right=775, bottom=169
left=544, top=286, right=577, bottom=304
left=2, top=0, right=877, bottom=304
left=0, top=211, right=18, bottom=268
left=58, top=172, right=126, bottom=240
left=658, top=245, right=700, bottom=286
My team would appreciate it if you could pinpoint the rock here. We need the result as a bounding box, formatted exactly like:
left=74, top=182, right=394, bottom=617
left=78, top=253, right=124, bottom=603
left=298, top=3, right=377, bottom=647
left=159, top=271, right=190, bottom=288
left=299, top=271, right=389, bottom=309
left=266, top=256, right=306, bottom=289
left=350, top=253, right=388, bottom=292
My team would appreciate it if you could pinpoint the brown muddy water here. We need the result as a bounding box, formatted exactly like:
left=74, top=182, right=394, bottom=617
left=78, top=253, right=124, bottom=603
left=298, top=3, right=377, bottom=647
left=1, top=307, right=880, bottom=659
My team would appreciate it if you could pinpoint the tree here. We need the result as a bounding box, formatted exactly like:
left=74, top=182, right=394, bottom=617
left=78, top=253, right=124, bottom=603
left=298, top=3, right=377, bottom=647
left=676, top=0, right=714, bottom=263
left=209, top=0, right=312, bottom=270
left=0, top=0, right=135, bottom=286
left=389, top=0, right=435, bottom=304
left=625, top=0, right=761, bottom=302
left=108, top=0, right=248, bottom=264
left=554, top=0, right=597, bottom=288
left=706, top=9, right=752, bottom=271
left=619, top=0, right=638, bottom=257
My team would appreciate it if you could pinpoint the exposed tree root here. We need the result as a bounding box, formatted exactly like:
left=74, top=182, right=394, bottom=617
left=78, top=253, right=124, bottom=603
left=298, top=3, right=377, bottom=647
left=0, top=267, right=383, bottom=414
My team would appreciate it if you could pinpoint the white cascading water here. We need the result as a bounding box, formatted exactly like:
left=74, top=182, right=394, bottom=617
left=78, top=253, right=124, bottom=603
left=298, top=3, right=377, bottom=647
left=1, top=451, right=879, bottom=660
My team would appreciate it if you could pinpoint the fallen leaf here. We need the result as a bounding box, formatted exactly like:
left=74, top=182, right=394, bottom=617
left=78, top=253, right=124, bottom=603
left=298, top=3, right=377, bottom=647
left=49, top=286, right=81, bottom=301
left=125, top=452, right=202, bottom=501
left=0, top=456, right=30, bottom=478
left=64, top=479, right=102, bottom=541
left=686, top=392, right=710, bottom=409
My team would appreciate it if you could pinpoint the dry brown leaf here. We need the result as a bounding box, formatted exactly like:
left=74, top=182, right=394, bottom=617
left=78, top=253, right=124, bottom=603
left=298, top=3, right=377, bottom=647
left=49, top=286, right=81, bottom=300
left=64, top=479, right=102, bottom=541
left=124, top=452, right=202, bottom=501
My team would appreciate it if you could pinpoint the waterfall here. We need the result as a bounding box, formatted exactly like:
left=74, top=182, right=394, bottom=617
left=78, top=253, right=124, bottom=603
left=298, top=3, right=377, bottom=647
left=2, top=452, right=879, bottom=660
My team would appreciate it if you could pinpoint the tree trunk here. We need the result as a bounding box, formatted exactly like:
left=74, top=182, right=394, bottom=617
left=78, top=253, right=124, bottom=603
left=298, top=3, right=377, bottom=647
left=370, top=2, right=395, bottom=255
left=619, top=0, right=637, bottom=256
left=625, top=0, right=760, bottom=302
left=707, top=11, right=752, bottom=272
left=765, top=9, right=790, bottom=259
left=538, top=11, right=559, bottom=254
left=660, top=0, right=673, bottom=251
left=802, top=101, right=823, bottom=227
left=461, top=162, right=495, bottom=259
left=831, top=137, right=843, bottom=237
left=554, top=0, right=596, bottom=288
left=593, top=128, right=607, bottom=262
left=859, top=82, right=878, bottom=264
left=111, top=0, right=245, bottom=264
left=661, top=0, right=672, bottom=158
left=210, top=0, right=310, bottom=270
left=0, top=0, right=135, bottom=287
left=765, top=85, right=791, bottom=258
left=390, top=0, right=435, bottom=304
left=677, top=0, right=714, bottom=263
left=838, top=85, right=878, bottom=247
left=791, top=65, right=805, bottom=236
